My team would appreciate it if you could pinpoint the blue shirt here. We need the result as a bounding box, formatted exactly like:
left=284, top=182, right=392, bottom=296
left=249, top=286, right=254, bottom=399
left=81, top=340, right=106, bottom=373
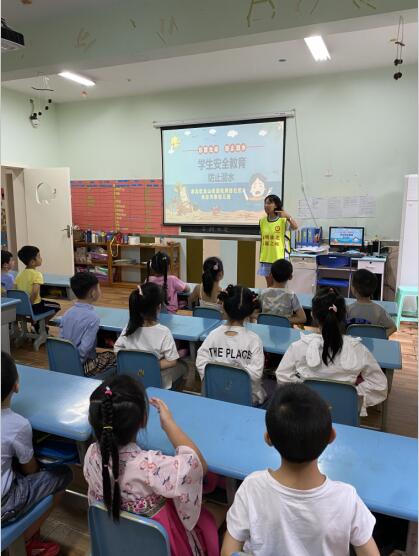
left=1, top=272, right=15, bottom=292
left=59, top=302, right=100, bottom=363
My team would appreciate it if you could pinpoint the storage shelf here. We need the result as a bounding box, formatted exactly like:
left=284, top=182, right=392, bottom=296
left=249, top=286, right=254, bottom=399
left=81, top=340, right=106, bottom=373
left=75, top=261, right=109, bottom=267
left=74, top=241, right=108, bottom=247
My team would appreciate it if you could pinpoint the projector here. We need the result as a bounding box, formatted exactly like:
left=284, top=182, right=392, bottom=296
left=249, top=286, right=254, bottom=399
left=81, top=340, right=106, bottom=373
left=1, top=19, right=25, bottom=51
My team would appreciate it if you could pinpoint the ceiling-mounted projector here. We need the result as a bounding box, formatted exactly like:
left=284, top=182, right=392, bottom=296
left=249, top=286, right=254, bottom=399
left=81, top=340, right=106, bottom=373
left=1, top=18, right=25, bottom=51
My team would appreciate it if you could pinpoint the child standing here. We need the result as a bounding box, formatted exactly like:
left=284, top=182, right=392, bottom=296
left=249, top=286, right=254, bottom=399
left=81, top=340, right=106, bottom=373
left=222, top=383, right=379, bottom=556
left=196, top=285, right=266, bottom=405
left=1, top=352, right=73, bottom=556
left=189, top=256, right=224, bottom=310
left=275, top=288, right=387, bottom=416
left=60, top=272, right=116, bottom=376
left=258, top=195, right=298, bottom=286
left=114, top=283, right=187, bottom=388
left=259, top=259, right=306, bottom=325
left=84, top=375, right=218, bottom=556
left=147, top=251, right=189, bottom=313
left=1, top=250, right=15, bottom=294
left=347, top=269, right=397, bottom=337
left=14, top=245, right=60, bottom=316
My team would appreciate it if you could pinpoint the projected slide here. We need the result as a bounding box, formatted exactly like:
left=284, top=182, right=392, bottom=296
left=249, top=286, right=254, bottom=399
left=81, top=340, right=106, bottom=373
left=162, top=119, right=285, bottom=226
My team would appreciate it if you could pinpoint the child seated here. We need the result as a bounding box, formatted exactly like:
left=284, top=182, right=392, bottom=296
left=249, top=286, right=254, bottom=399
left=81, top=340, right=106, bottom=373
left=60, top=272, right=116, bottom=376
left=1, top=352, right=73, bottom=556
left=15, top=245, right=60, bottom=316
left=347, top=269, right=397, bottom=337
left=259, top=259, right=306, bottom=325
left=1, top=250, right=15, bottom=294
left=222, top=383, right=379, bottom=556
left=275, top=288, right=387, bottom=416
left=84, top=375, right=218, bottom=556
left=189, top=257, right=224, bottom=311
left=147, top=251, right=189, bottom=313
left=114, top=283, right=187, bottom=388
left=196, top=285, right=266, bottom=405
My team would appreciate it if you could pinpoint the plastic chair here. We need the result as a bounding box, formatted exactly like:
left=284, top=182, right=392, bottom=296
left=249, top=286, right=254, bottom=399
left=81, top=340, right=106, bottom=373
left=89, top=501, right=170, bottom=556
left=316, top=255, right=351, bottom=294
left=395, top=285, right=418, bottom=329
left=193, top=306, right=222, bottom=320
left=7, top=289, right=55, bottom=351
left=47, top=337, right=114, bottom=380
left=347, top=324, right=387, bottom=339
left=304, top=379, right=359, bottom=426
left=2, top=495, right=53, bottom=554
left=257, top=313, right=291, bottom=328
left=116, top=350, right=163, bottom=388
left=204, top=363, right=252, bottom=406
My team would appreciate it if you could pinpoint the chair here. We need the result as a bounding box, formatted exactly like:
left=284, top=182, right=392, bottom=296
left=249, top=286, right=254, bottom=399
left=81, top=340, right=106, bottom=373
left=204, top=363, right=252, bottom=406
left=2, top=495, right=53, bottom=555
left=46, top=337, right=114, bottom=380
left=89, top=501, right=170, bottom=556
left=347, top=324, right=387, bottom=339
left=304, top=379, right=359, bottom=426
left=116, top=350, right=163, bottom=388
left=193, top=306, right=222, bottom=320
left=257, top=313, right=291, bottom=327
left=395, top=285, right=418, bottom=329
left=316, top=255, right=351, bottom=295
left=7, top=289, right=55, bottom=351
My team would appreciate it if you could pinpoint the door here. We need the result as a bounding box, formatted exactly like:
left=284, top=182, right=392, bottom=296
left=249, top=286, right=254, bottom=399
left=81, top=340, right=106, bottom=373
left=23, top=168, right=74, bottom=275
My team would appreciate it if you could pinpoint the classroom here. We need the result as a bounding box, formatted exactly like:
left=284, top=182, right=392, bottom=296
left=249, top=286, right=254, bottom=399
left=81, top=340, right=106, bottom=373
left=1, top=1, right=418, bottom=555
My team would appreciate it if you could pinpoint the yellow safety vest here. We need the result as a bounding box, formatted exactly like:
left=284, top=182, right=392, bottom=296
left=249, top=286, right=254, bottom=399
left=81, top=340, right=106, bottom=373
left=259, top=216, right=287, bottom=263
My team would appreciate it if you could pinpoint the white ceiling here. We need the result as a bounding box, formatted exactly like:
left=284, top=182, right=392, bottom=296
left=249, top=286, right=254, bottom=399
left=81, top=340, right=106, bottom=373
left=2, top=22, right=417, bottom=103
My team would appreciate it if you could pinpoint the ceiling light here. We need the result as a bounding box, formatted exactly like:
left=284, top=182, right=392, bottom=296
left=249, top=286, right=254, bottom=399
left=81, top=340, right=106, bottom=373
left=58, top=71, right=95, bottom=87
left=304, top=36, right=330, bottom=61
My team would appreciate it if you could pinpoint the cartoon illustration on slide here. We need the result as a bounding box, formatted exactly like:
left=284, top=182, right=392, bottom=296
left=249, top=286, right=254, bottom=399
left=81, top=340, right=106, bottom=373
left=243, top=173, right=272, bottom=201
left=173, top=182, right=195, bottom=215
left=168, top=135, right=181, bottom=154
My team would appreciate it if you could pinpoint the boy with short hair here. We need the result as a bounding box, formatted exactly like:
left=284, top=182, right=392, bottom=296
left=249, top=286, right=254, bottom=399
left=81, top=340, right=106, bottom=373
left=60, top=272, right=116, bottom=376
left=1, top=351, right=72, bottom=556
left=259, top=259, right=306, bottom=325
left=1, top=250, right=15, bottom=294
left=15, top=245, right=60, bottom=315
left=222, top=384, right=379, bottom=556
left=347, top=269, right=397, bottom=337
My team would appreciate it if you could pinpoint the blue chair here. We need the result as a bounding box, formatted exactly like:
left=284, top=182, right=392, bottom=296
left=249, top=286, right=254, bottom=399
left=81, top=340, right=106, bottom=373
left=7, top=289, right=55, bottom=351
left=316, top=255, right=351, bottom=295
left=347, top=324, right=387, bottom=339
left=193, top=306, right=222, bottom=320
left=304, top=379, right=359, bottom=426
left=204, top=363, right=252, bottom=406
left=116, top=350, right=163, bottom=388
left=89, top=501, right=170, bottom=556
left=47, top=337, right=115, bottom=380
left=257, top=313, right=291, bottom=327
left=2, top=495, right=53, bottom=554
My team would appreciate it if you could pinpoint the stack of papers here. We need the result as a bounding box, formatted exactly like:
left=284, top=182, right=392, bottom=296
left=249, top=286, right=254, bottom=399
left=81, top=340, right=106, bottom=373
left=293, top=246, right=328, bottom=253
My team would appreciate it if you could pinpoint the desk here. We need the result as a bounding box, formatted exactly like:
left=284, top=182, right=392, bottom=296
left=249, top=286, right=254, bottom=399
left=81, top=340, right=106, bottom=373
left=42, top=273, right=73, bottom=300
left=1, top=298, right=20, bottom=354
left=141, top=388, right=418, bottom=522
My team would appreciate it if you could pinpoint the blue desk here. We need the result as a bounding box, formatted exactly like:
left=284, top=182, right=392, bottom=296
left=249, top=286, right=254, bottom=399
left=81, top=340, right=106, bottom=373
left=140, top=388, right=418, bottom=522
left=42, top=273, right=73, bottom=300
left=1, top=298, right=20, bottom=354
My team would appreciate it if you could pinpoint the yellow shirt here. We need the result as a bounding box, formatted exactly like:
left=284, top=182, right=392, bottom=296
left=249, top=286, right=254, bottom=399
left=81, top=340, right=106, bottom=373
left=259, top=216, right=287, bottom=263
left=15, top=269, right=44, bottom=304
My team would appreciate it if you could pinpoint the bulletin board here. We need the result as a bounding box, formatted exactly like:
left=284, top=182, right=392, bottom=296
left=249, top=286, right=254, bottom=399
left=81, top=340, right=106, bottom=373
left=71, top=179, right=179, bottom=235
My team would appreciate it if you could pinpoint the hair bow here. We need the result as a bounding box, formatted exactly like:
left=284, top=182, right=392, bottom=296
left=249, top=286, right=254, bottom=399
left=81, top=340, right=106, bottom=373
left=213, top=263, right=219, bottom=271
left=104, top=386, right=113, bottom=397
left=328, top=305, right=337, bottom=313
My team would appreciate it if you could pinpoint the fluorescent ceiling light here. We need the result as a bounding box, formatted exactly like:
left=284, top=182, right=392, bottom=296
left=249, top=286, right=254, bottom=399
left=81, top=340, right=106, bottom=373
left=58, top=71, right=95, bottom=87
left=304, top=36, right=330, bottom=61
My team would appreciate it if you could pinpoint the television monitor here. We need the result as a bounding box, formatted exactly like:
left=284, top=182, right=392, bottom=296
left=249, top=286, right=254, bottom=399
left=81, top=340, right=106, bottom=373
left=329, top=227, right=364, bottom=249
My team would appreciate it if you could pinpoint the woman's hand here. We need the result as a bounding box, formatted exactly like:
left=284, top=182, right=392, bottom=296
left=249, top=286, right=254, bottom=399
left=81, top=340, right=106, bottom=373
left=149, top=397, right=175, bottom=430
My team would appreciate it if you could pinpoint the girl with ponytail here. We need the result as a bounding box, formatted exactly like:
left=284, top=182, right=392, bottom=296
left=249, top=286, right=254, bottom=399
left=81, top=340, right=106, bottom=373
left=84, top=375, right=219, bottom=555
left=189, top=256, right=224, bottom=310
left=275, top=288, right=388, bottom=416
left=147, top=251, right=189, bottom=313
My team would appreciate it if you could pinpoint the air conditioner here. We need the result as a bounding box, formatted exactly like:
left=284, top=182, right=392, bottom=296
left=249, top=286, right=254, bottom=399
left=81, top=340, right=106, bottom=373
left=1, top=19, right=25, bottom=51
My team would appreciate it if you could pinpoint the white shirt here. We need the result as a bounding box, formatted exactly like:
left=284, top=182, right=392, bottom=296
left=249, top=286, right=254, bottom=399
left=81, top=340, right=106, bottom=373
left=227, top=470, right=375, bottom=556
left=196, top=325, right=266, bottom=404
left=275, top=333, right=387, bottom=416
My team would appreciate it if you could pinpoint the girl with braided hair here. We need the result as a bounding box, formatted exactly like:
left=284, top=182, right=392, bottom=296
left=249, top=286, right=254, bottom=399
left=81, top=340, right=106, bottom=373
left=147, top=251, right=189, bottom=313
left=84, top=375, right=219, bottom=555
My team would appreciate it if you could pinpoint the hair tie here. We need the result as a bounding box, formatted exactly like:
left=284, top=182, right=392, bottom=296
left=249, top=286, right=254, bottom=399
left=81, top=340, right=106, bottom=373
left=137, top=284, right=143, bottom=296
left=213, top=263, right=218, bottom=271
left=103, top=464, right=109, bottom=468
left=104, top=386, right=113, bottom=397
left=114, top=478, right=119, bottom=483
left=329, top=305, right=337, bottom=313
left=103, top=425, right=113, bottom=430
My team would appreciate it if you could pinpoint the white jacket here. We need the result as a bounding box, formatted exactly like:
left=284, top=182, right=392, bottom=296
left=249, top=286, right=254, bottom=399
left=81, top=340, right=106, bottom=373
left=275, top=333, right=387, bottom=416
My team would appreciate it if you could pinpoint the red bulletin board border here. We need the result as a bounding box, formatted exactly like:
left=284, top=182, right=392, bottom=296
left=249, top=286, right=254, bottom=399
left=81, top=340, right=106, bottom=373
left=70, top=179, right=179, bottom=235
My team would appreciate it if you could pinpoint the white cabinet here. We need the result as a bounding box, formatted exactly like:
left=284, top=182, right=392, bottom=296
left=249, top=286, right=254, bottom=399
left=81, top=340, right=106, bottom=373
left=289, top=256, right=316, bottom=294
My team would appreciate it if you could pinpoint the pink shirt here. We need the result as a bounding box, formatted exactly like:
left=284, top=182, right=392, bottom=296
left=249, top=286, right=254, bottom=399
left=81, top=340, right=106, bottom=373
left=148, top=275, right=187, bottom=313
